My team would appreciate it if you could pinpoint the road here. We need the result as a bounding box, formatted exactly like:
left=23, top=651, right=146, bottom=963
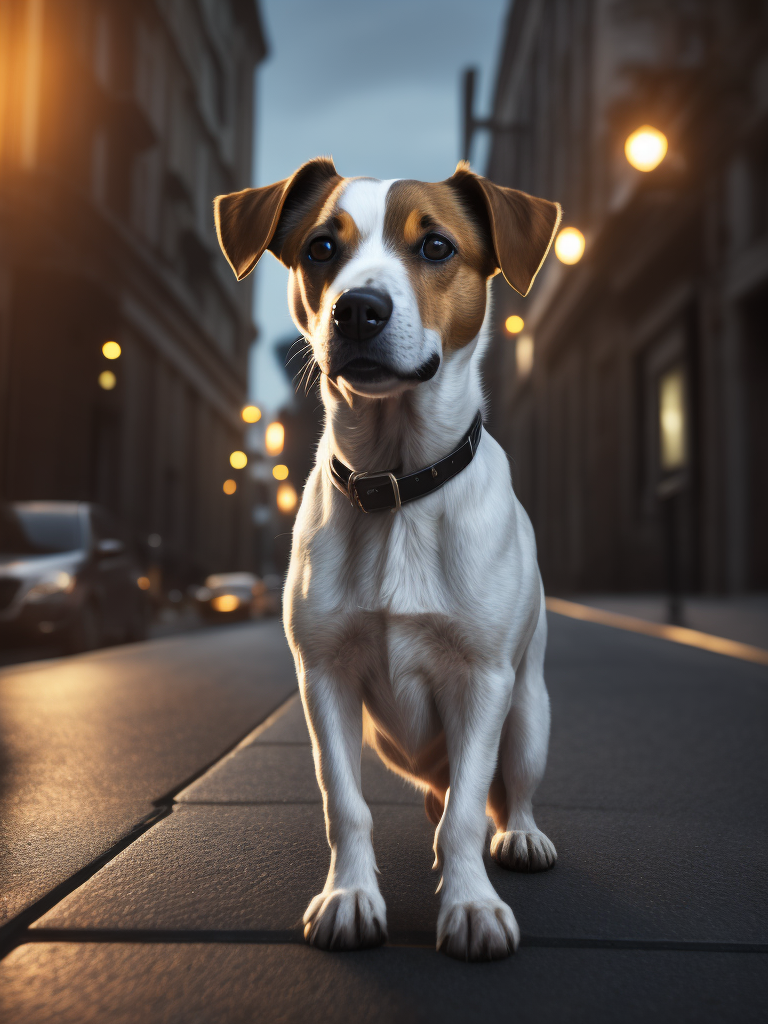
left=0, top=613, right=766, bottom=1022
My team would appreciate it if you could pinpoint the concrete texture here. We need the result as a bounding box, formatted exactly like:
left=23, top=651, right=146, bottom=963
left=1, top=610, right=766, bottom=1021
left=0, top=621, right=296, bottom=926
left=1, top=944, right=766, bottom=1024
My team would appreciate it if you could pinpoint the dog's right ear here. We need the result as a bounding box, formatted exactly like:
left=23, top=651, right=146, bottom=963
left=214, top=157, right=340, bottom=280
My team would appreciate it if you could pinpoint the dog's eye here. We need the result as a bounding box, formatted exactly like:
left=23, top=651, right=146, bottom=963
left=308, top=237, right=336, bottom=262
left=421, top=234, right=454, bottom=262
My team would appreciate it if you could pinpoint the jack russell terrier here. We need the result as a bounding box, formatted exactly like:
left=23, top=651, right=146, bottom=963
left=215, top=158, right=561, bottom=961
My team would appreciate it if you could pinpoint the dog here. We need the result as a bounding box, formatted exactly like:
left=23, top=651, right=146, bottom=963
left=214, top=158, right=561, bottom=961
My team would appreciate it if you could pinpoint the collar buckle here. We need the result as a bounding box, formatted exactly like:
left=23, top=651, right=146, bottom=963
left=347, top=470, right=402, bottom=514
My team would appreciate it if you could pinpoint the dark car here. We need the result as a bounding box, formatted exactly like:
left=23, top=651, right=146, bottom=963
left=0, top=501, right=150, bottom=653
left=193, top=572, right=282, bottom=623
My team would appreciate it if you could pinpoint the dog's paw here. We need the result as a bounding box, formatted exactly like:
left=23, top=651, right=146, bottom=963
left=490, top=829, right=557, bottom=872
left=437, top=898, right=519, bottom=961
left=303, top=887, right=387, bottom=951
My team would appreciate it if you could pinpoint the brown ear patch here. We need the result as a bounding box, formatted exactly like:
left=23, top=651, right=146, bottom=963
left=448, top=163, right=561, bottom=296
left=214, top=157, right=342, bottom=280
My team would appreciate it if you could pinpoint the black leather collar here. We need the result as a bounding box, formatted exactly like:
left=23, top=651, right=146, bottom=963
left=329, top=411, right=483, bottom=513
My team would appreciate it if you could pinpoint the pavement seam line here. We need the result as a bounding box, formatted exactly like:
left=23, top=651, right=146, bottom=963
left=159, top=691, right=301, bottom=806
left=17, top=929, right=768, bottom=954
left=546, top=597, right=768, bottom=666
left=0, top=691, right=302, bottom=962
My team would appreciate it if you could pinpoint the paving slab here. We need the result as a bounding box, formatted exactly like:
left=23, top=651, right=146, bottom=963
left=32, top=799, right=768, bottom=944
left=0, top=621, right=297, bottom=927
left=176, top=736, right=422, bottom=805
left=1, top=942, right=765, bottom=1024
left=245, top=694, right=310, bottom=744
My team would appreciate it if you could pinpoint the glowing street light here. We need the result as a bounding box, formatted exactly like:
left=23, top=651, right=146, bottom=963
left=229, top=450, right=247, bottom=469
left=505, top=315, right=524, bottom=334
left=276, top=482, right=298, bottom=513
left=265, top=421, right=285, bottom=456
left=98, top=370, right=116, bottom=390
left=659, top=366, right=687, bottom=472
left=102, top=341, right=121, bottom=359
left=272, top=464, right=289, bottom=480
left=223, top=478, right=237, bottom=495
left=554, top=227, right=585, bottom=265
left=625, top=125, right=668, bottom=172
left=242, top=404, right=261, bottom=423
left=516, top=336, right=534, bottom=378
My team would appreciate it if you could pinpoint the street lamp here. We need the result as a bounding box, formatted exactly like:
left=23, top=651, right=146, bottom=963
left=102, top=341, right=121, bottom=359
left=265, top=422, right=285, bottom=456
left=656, top=363, right=689, bottom=626
left=242, top=404, right=261, bottom=423
left=229, top=450, right=247, bottom=469
left=505, top=315, right=524, bottom=334
left=554, top=227, right=585, bottom=265
left=276, top=482, right=298, bottom=513
left=516, top=336, right=534, bottom=378
left=625, top=125, right=668, bottom=172
left=272, top=464, right=289, bottom=480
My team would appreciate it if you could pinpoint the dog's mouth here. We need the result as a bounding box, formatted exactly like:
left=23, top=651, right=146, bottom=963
left=334, top=353, right=440, bottom=386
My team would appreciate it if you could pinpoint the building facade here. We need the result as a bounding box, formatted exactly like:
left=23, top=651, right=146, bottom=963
left=0, top=0, right=266, bottom=586
left=482, top=0, right=768, bottom=595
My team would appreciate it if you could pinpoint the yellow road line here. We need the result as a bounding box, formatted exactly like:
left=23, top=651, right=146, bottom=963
left=545, top=596, right=768, bottom=667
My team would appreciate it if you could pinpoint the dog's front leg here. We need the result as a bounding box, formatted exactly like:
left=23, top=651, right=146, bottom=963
left=300, top=669, right=387, bottom=950
left=434, top=668, right=519, bottom=960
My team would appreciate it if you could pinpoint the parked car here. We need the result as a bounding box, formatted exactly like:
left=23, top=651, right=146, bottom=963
left=193, top=572, right=281, bottom=623
left=0, top=501, right=150, bottom=653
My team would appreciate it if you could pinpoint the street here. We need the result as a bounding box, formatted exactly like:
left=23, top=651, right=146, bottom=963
left=1, top=612, right=766, bottom=1022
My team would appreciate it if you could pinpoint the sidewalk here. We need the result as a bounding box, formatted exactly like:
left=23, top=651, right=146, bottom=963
left=1, top=613, right=766, bottom=1022
left=570, top=593, right=768, bottom=651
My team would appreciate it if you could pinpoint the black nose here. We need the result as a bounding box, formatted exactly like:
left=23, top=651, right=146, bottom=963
left=332, top=288, right=393, bottom=341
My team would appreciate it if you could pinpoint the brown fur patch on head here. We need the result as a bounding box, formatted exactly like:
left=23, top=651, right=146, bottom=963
left=384, top=180, right=496, bottom=351
left=281, top=185, right=369, bottom=338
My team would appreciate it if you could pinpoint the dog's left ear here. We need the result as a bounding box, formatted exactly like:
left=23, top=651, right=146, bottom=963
left=448, top=162, right=561, bottom=296
left=214, top=156, right=341, bottom=280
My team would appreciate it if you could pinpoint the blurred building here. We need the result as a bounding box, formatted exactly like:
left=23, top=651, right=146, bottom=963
left=481, top=0, right=768, bottom=595
left=0, top=0, right=266, bottom=586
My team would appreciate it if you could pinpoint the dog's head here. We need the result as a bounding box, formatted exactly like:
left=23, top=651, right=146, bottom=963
left=215, top=159, right=560, bottom=399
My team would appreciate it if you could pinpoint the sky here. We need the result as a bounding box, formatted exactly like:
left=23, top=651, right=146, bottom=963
left=248, top=0, right=509, bottom=416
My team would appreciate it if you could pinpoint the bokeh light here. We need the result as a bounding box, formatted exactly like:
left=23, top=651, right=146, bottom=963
left=229, top=450, right=247, bottom=469
left=242, top=405, right=262, bottom=423
left=265, top=421, right=285, bottom=456
left=102, top=341, right=121, bottom=359
left=272, top=464, right=289, bottom=480
left=98, top=370, right=116, bottom=390
left=212, top=594, right=240, bottom=613
left=137, top=576, right=151, bottom=590
left=276, top=482, right=298, bottom=513
left=516, top=336, right=534, bottom=378
left=554, top=227, right=585, bottom=265
left=625, top=125, right=668, bottom=172
left=505, top=315, right=524, bottom=334
left=223, top=478, right=237, bottom=495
